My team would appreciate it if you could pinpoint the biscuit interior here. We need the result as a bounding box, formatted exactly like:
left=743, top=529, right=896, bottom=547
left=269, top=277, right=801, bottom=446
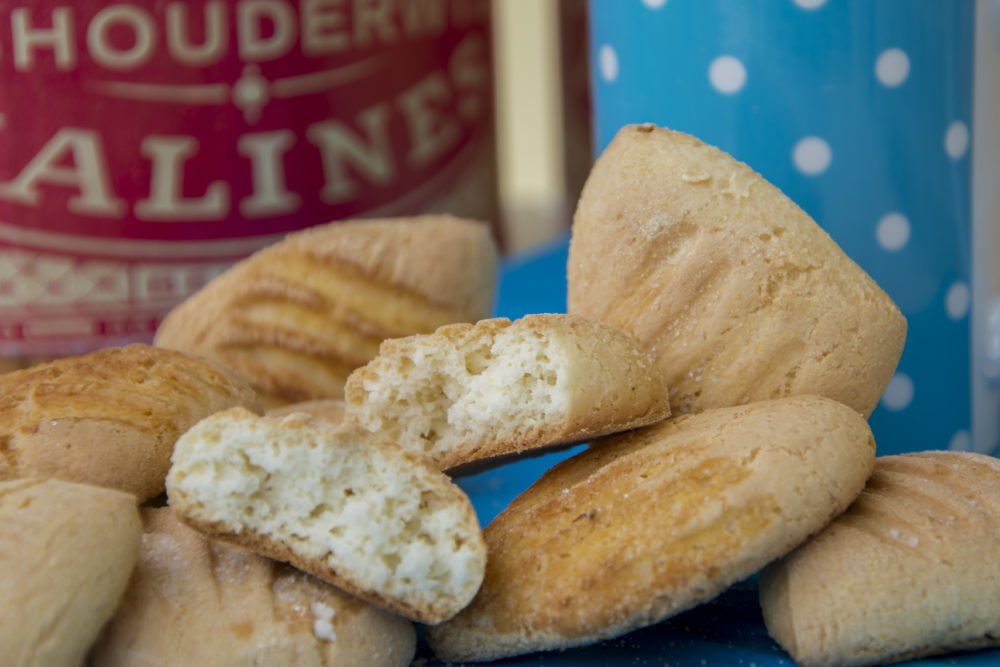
left=346, top=314, right=671, bottom=471
left=165, top=407, right=486, bottom=624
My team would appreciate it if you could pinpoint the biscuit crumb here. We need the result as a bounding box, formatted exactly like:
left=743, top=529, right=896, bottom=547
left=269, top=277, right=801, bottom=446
left=310, top=601, right=337, bottom=642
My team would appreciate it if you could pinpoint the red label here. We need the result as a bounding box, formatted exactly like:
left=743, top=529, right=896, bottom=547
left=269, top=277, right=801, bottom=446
left=0, top=0, right=496, bottom=356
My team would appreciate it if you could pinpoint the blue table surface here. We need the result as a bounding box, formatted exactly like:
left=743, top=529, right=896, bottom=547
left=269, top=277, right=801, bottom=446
left=418, top=235, right=1000, bottom=667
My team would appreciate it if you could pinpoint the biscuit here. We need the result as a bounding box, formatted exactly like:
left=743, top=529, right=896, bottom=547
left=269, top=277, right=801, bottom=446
left=154, top=215, right=499, bottom=407
left=0, top=344, right=262, bottom=502
left=426, top=395, right=875, bottom=662
left=760, top=451, right=1000, bottom=666
left=344, top=313, right=671, bottom=472
left=0, top=479, right=141, bottom=667
left=90, top=507, right=416, bottom=667
left=166, top=407, right=487, bottom=624
left=567, top=124, right=906, bottom=417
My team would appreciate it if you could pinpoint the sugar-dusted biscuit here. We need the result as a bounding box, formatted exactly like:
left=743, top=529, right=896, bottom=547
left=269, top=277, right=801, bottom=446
left=345, top=313, right=671, bottom=472
left=166, top=408, right=487, bottom=624
left=760, top=451, right=1000, bottom=666
left=90, top=507, right=416, bottom=667
left=155, top=216, right=498, bottom=407
left=427, top=395, right=875, bottom=661
left=568, top=124, right=906, bottom=417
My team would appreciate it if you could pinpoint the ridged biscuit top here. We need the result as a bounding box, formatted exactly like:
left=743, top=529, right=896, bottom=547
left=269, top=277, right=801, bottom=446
left=570, top=125, right=865, bottom=312
left=828, top=451, right=1000, bottom=562
left=0, top=345, right=262, bottom=501
left=759, top=451, right=1000, bottom=667
left=90, top=507, right=416, bottom=667
left=153, top=215, right=499, bottom=405
left=281, top=216, right=499, bottom=316
left=500, top=394, right=875, bottom=541
left=0, top=344, right=261, bottom=434
left=567, top=124, right=906, bottom=417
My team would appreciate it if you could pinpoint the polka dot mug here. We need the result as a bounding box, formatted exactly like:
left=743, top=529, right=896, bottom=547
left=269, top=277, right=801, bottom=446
left=587, top=0, right=1000, bottom=456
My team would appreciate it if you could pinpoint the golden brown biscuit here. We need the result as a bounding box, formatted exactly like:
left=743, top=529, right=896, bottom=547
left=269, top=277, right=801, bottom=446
left=426, top=395, right=875, bottom=662
left=344, top=313, right=671, bottom=472
left=154, top=215, right=499, bottom=407
left=760, top=451, right=1000, bottom=667
left=166, top=408, right=487, bottom=625
left=90, top=507, right=416, bottom=667
left=568, top=124, right=906, bottom=417
left=0, top=344, right=262, bottom=502
left=0, top=479, right=141, bottom=667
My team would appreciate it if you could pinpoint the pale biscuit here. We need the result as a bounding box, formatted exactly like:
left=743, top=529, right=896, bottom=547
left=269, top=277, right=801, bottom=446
left=426, top=395, right=875, bottom=662
left=154, top=215, right=499, bottom=407
left=90, top=507, right=416, bottom=667
left=568, top=124, right=906, bottom=417
left=267, top=399, right=347, bottom=424
left=0, top=344, right=262, bottom=502
left=166, top=407, right=487, bottom=625
left=344, top=313, right=671, bottom=472
left=760, top=451, right=1000, bottom=667
left=0, top=479, right=141, bottom=667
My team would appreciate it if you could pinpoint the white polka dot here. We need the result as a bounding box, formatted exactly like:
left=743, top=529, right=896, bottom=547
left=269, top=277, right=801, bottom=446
left=599, top=45, right=619, bottom=83
left=987, top=304, right=1000, bottom=381
left=793, top=0, right=827, bottom=8
left=945, top=121, right=970, bottom=159
left=641, top=0, right=668, bottom=8
left=876, top=212, right=911, bottom=251
left=881, top=372, right=914, bottom=411
left=708, top=55, right=747, bottom=94
left=792, top=136, right=832, bottom=175
left=875, top=48, right=910, bottom=87
left=949, top=430, right=972, bottom=452
left=945, top=281, right=971, bottom=320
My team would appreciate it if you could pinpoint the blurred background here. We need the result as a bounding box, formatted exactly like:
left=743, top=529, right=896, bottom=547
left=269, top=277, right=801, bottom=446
left=491, top=0, right=589, bottom=254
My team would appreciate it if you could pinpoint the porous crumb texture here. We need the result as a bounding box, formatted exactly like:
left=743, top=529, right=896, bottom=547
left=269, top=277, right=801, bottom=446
left=567, top=125, right=906, bottom=417
left=154, top=216, right=499, bottom=405
left=166, top=408, right=486, bottom=624
left=760, top=451, right=1000, bottom=667
left=0, top=344, right=262, bottom=501
left=347, top=318, right=567, bottom=464
left=345, top=313, right=671, bottom=471
left=427, top=395, right=875, bottom=662
left=90, top=507, right=416, bottom=667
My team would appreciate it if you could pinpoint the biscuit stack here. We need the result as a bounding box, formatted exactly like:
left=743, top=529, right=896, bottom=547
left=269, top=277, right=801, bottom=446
left=0, top=127, right=995, bottom=667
